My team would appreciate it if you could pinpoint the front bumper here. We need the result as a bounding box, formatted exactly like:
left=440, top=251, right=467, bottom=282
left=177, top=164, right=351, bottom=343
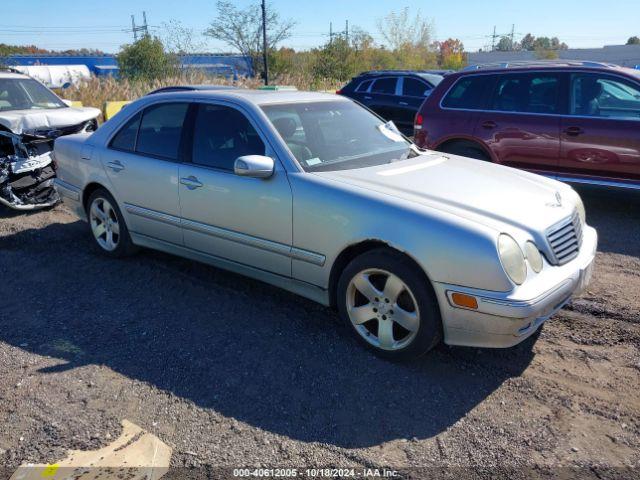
left=433, top=225, right=598, bottom=348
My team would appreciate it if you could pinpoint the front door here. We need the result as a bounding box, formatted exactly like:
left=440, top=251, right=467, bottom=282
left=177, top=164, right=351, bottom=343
left=473, top=72, right=562, bottom=173
left=559, top=72, right=640, bottom=183
left=178, top=102, right=293, bottom=277
left=101, top=102, right=189, bottom=245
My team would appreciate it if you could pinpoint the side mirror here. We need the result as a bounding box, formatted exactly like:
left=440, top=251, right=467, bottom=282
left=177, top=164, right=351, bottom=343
left=234, top=155, right=275, bottom=179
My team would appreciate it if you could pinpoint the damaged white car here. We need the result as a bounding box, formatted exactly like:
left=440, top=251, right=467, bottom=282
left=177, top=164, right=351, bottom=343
left=0, top=70, right=100, bottom=210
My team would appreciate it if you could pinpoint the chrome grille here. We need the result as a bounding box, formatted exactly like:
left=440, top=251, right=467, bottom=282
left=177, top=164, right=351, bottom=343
left=546, top=213, right=583, bottom=265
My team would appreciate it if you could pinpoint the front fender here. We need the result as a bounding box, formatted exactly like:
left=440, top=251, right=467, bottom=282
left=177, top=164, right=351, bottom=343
left=289, top=173, right=512, bottom=293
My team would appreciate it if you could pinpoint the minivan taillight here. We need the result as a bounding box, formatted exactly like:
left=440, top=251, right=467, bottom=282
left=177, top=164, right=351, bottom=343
left=414, top=113, right=424, bottom=131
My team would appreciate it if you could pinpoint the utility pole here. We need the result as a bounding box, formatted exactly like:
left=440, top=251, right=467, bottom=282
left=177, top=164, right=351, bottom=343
left=130, top=12, right=149, bottom=42
left=491, top=25, right=497, bottom=51
left=329, top=22, right=333, bottom=44
left=510, top=24, right=515, bottom=50
left=345, top=20, right=349, bottom=44
left=261, top=0, right=269, bottom=85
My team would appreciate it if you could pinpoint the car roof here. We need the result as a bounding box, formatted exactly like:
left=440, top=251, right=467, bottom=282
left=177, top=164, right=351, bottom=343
left=355, top=70, right=451, bottom=77
left=145, top=89, right=344, bottom=106
left=0, top=70, right=30, bottom=79
left=146, top=85, right=238, bottom=95
left=459, top=60, right=638, bottom=76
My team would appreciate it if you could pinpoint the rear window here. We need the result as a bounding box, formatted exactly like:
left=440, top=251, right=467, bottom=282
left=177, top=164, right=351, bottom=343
left=371, top=77, right=397, bottom=95
left=441, top=75, right=494, bottom=110
left=110, top=112, right=141, bottom=152
left=355, top=80, right=372, bottom=92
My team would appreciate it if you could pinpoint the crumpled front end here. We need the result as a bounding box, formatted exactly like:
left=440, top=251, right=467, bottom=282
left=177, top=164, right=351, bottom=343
left=0, top=120, right=96, bottom=210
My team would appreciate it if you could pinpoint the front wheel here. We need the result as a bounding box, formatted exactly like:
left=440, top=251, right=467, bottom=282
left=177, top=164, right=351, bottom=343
left=337, top=249, right=442, bottom=361
left=439, top=142, right=490, bottom=161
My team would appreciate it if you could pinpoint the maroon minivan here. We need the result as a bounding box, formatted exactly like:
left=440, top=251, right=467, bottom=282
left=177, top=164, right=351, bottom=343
left=414, top=61, right=640, bottom=189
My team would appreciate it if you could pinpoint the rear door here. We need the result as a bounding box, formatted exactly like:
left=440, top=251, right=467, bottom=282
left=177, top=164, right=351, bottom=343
left=559, top=72, right=640, bottom=183
left=101, top=102, right=189, bottom=245
left=367, top=76, right=400, bottom=124
left=473, top=72, right=563, bottom=173
left=397, top=76, right=434, bottom=135
left=347, top=78, right=374, bottom=105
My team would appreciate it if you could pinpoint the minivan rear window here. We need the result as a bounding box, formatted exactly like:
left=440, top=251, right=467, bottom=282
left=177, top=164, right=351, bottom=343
left=441, top=75, right=494, bottom=110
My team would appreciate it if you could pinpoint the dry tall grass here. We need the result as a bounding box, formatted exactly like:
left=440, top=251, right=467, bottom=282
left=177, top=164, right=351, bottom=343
left=59, top=70, right=345, bottom=115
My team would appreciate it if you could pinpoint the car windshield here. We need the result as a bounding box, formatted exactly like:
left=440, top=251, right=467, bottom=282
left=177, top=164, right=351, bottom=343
left=417, top=73, right=444, bottom=86
left=0, top=78, right=66, bottom=112
left=261, top=100, right=419, bottom=172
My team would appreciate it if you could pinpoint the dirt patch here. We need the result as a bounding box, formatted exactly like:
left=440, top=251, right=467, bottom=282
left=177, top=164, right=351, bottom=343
left=0, top=186, right=638, bottom=476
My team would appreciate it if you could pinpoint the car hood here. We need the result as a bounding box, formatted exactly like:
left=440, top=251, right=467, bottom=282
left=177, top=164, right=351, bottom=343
left=313, top=152, right=576, bottom=233
left=0, top=106, right=100, bottom=134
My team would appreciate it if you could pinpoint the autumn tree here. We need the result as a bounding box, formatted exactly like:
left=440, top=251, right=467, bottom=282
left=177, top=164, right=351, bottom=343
left=496, top=36, right=514, bottom=51
left=520, top=33, right=536, bottom=51
left=205, top=1, right=295, bottom=77
left=435, top=38, right=466, bottom=70
left=376, top=7, right=433, bottom=50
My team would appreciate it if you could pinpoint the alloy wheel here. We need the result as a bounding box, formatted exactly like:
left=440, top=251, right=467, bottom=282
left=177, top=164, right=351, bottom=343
left=89, top=197, right=120, bottom=252
left=346, top=268, right=420, bottom=351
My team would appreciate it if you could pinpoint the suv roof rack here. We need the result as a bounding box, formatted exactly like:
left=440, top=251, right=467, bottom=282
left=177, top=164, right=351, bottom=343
left=147, top=85, right=237, bottom=95
left=355, top=69, right=453, bottom=77
left=462, top=60, right=620, bottom=71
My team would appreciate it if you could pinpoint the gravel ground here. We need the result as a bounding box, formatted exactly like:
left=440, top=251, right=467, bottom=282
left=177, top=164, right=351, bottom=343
left=0, top=186, right=638, bottom=478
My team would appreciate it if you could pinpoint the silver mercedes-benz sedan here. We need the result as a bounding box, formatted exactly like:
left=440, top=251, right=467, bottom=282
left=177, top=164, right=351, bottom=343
left=53, top=89, right=597, bottom=360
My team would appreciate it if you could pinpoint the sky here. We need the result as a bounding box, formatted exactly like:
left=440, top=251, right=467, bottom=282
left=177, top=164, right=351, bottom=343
left=1, top=0, right=639, bottom=54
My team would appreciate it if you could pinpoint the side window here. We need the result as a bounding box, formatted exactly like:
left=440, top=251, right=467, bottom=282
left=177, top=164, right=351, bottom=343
left=491, top=74, right=559, bottom=113
left=192, top=104, right=266, bottom=171
left=403, top=78, right=431, bottom=97
left=441, top=75, right=494, bottom=109
left=571, top=74, right=640, bottom=119
left=355, top=80, right=372, bottom=93
left=491, top=74, right=559, bottom=114
left=528, top=76, right=560, bottom=114
left=136, top=103, right=189, bottom=160
left=371, top=77, right=397, bottom=95
left=109, top=112, right=141, bottom=152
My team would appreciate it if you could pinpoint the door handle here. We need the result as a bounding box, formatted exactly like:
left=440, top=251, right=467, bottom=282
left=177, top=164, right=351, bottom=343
left=481, top=121, right=497, bottom=129
left=180, top=175, right=203, bottom=190
left=564, top=126, right=584, bottom=136
left=399, top=101, right=409, bottom=106
left=106, top=161, right=124, bottom=172
left=364, top=96, right=372, bottom=100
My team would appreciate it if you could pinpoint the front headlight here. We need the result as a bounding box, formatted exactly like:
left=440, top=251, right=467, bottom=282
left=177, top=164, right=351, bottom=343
left=524, top=241, right=543, bottom=273
left=498, top=234, right=527, bottom=285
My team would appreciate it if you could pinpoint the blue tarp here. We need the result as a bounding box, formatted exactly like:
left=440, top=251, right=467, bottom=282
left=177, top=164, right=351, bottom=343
left=1, top=54, right=254, bottom=78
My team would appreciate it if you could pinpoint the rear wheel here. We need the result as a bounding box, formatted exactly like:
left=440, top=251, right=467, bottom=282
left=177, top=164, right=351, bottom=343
left=439, top=141, right=490, bottom=161
left=337, top=249, right=442, bottom=361
left=87, top=189, right=137, bottom=257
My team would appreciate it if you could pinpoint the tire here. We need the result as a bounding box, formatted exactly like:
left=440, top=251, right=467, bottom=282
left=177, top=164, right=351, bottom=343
left=336, top=248, right=442, bottom=361
left=86, top=188, right=137, bottom=258
left=439, top=142, right=490, bottom=161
